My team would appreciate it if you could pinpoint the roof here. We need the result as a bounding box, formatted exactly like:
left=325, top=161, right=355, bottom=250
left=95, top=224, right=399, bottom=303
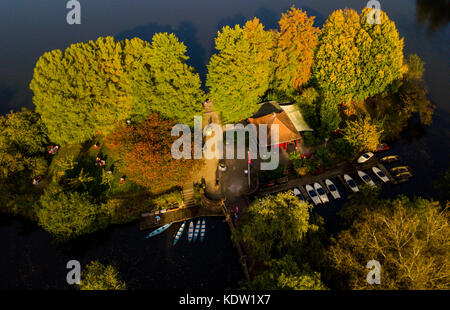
left=248, top=112, right=301, bottom=147
left=248, top=101, right=313, bottom=146
left=279, top=104, right=313, bottom=132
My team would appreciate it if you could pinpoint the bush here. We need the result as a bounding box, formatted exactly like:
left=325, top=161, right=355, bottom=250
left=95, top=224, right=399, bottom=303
left=151, top=190, right=183, bottom=210
left=36, top=184, right=109, bottom=241
left=78, top=261, right=126, bottom=290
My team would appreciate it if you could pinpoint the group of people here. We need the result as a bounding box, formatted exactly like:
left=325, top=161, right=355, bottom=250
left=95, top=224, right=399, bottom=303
left=48, top=145, right=59, bottom=154
left=230, top=205, right=239, bottom=220
left=95, top=157, right=106, bottom=167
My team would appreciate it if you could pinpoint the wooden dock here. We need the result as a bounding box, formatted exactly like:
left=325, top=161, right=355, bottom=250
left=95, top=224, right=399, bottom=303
left=140, top=196, right=225, bottom=230
left=256, top=157, right=398, bottom=197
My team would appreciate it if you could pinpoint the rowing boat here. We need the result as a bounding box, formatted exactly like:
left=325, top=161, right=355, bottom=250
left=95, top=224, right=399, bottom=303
left=146, top=223, right=172, bottom=239
left=358, top=170, right=376, bottom=187
left=193, top=219, right=201, bottom=243
left=325, top=179, right=341, bottom=199
left=173, top=221, right=186, bottom=246
left=344, top=174, right=359, bottom=192
left=200, top=218, right=206, bottom=242
left=372, top=167, right=389, bottom=183
left=188, top=221, right=194, bottom=243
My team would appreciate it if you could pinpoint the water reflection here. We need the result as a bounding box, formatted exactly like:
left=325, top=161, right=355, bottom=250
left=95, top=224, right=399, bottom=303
left=416, top=0, right=450, bottom=33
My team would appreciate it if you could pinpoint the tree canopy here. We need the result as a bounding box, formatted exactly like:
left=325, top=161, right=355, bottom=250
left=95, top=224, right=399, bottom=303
left=105, top=113, right=197, bottom=193
left=206, top=18, right=274, bottom=123
left=328, top=196, right=449, bottom=289
left=274, top=7, right=319, bottom=93
left=313, top=8, right=406, bottom=104
left=244, top=255, right=327, bottom=290
left=30, top=35, right=204, bottom=145
left=343, top=116, right=382, bottom=153
left=231, top=191, right=314, bottom=260
left=36, top=184, right=108, bottom=241
left=78, top=261, right=126, bottom=290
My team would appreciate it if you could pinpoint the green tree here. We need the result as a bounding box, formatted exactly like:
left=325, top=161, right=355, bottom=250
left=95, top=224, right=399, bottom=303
left=231, top=191, right=314, bottom=260
left=30, top=36, right=204, bottom=145
left=328, top=197, right=450, bottom=290
left=244, top=255, right=327, bottom=290
left=274, top=7, right=319, bottom=93
left=0, top=109, right=49, bottom=216
left=312, top=9, right=361, bottom=103
left=207, top=18, right=274, bottom=123
left=313, top=8, right=406, bottom=103
left=30, top=37, right=137, bottom=144
left=78, top=261, right=126, bottom=290
left=145, top=33, right=205, bottom=126
left=343, top=116, right=382, bottom=153
left=36, top=184, right=108, bottom=241
left=356, top=8, right=406, bottom=100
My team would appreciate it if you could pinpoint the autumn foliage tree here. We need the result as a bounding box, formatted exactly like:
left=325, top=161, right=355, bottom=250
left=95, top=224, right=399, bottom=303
left=274, top=7, right=319, bottom=93
left=30, top=36, right=204, bottom=145
left=105, top=114, right=196, bottom=193
left=328, top=197, right=450, bottom=290
left=313, top=8, right=406, bottom=104
left=207, top=18, right=274, bottom=123
left=312, top=9, right=361, bottom=104
left=343, top=116, right=382, bottom=153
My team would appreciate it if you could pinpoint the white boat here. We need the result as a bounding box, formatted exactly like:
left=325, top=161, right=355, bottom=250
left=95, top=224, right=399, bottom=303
left=193, top=219, right=201, bottom=243
left=372, top=167, right=389, bottom=183
left=357, top=152, right=374, bottom=164
left=173, top=221, right=186, bottom=246
left=325, top=179, right=341, bottom=199
left=293, top=187, right=305, bottom=202
left=188, top=221, right=194, bottom=243
left=314, top=182, right=329, bottom=203
left=358, top=170, right=376, bottom=187
left=344, top=174, right=359, bottom=192
left=305, top=185, right=321, bottom=205
left=200, top=218, right=206, bottom=242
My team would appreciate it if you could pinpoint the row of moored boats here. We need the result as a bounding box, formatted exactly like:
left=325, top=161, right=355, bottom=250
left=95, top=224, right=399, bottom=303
left=146, top=218, right=206, bottom=245
left=292, top=166, right=390, bottom=206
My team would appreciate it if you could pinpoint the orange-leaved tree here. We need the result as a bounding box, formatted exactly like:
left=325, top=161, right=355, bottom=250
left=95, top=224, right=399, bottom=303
left=274, top=6, right=319, bottom=93
left=105, top=114, right=196, bottom=193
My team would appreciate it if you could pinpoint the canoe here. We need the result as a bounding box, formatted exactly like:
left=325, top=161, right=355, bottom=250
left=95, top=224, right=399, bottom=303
left=305, top=184, right=321, bottom=205
left=372, top=167, right=389, bottom=183
left=390, top=166, right=410, bottom=174
left=193, top=219, right=201, bottom=243
left=200, top=218, right=206, bottom=242
left=395, top=171, right=413, bottom=179
left=146, top=223, right=173, bottom=239
left=314, top=182, right=329, bottom=203
left=344, top=174, right=359, bottom=192
left=357, top=170, right=376, bottom=187
left=188, top=221, right=194, bottom=243
left=325, top=179, right=341, bottom=199
left=173, top=221, right=186, bottom=246
left=380, top=155, right=400, bottom=163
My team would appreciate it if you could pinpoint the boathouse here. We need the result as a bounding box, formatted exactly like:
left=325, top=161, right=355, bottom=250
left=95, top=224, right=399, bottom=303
left=248, top=101, right=312, bottom=151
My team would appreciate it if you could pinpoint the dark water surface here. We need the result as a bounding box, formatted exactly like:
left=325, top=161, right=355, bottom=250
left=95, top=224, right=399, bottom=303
left=0, top=0, right=449, bottom=289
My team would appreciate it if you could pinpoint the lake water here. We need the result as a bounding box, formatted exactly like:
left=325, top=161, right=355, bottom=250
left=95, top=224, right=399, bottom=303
left=0, top=0, right=449, bottom=289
